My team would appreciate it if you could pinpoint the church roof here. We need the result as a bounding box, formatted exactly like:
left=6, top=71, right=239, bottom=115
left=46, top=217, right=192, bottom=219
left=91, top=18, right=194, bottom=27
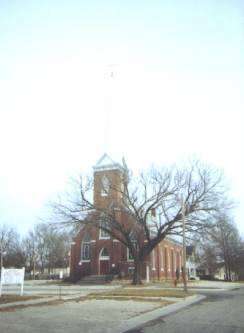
left=93, top=153, right=124, bottom=172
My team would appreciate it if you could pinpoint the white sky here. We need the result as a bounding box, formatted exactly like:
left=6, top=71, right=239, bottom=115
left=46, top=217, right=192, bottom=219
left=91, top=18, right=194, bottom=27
left=0, top=0, right=243, bottom=235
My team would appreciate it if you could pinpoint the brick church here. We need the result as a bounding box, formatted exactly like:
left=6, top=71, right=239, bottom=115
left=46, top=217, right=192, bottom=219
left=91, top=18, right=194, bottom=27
left=70, top=154, right=183, bottom=282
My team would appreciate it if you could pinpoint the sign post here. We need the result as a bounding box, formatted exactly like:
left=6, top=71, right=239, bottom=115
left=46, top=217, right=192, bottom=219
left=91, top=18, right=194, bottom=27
left=0, top=267, right=25, bottom=296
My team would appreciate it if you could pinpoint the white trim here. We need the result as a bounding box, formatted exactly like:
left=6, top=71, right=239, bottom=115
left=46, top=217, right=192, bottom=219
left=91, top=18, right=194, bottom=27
left=93, top=153, right=124, bottom=172
left=113, top=239, right=119, bottom=242
left=160, top=248, right=164, bottom=271
left=99, top=256, right=109, bottom=261
left=94, top=165, right=124, bottom=172
left=90, top=240, right=96, bottom=243
left=152, top=249, right=156, bottom=270
left=168, top=249, right=170, bottom=272
left=81, top=260, right=90, bottom=263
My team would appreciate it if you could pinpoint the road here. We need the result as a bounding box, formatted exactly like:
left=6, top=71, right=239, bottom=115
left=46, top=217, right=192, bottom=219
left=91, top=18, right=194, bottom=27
left=126, top=286, right=244, bottom=333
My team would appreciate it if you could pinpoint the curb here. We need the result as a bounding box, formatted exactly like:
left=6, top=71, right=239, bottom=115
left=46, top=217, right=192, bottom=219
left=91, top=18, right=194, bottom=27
left=117, top=294, right=206, bottom=333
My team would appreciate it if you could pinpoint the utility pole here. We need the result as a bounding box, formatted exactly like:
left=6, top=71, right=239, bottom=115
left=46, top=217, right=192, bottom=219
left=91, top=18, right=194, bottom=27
left=182, top=197, right=188, bottom=293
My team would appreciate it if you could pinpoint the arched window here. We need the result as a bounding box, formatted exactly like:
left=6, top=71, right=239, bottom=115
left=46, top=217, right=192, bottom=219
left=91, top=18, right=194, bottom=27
left=100, top=248, right=109, bottom=258
left=99, top=220, right=110, bottom=239
left=81, top=233, right=91, bottom=261
left=127, top=231, right=138, bottom=261
left=101, top=175, right=110, bottom=196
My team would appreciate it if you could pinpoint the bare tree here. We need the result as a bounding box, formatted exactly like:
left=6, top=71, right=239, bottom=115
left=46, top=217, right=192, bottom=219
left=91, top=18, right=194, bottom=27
left=0, top=224, right=24, bottom=269
left=23, top=223, right=71, bottom=276
left=22, top=230, right=39, bottom=276
left=53, top=159, right=229, bottom=284
left=200, top=214, right=243, bottom=280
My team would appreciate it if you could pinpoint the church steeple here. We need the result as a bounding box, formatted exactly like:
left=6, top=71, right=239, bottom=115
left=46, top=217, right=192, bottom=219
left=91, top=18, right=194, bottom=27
left=93, top=153, right=125, bottom=208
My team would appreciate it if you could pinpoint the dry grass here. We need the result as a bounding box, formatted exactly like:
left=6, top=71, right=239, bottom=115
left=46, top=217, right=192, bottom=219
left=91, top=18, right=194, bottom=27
left=88, top=288, right=193, bottom=299
left=87, top=295, right=173, bottom=303
left=0, top=299, right=64, bottom=312
left=0, top=295, right=44, bottom=305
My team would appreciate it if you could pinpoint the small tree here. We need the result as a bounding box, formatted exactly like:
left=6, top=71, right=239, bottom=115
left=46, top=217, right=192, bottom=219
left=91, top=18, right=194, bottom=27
left=53, top=159, right=229, bottom=284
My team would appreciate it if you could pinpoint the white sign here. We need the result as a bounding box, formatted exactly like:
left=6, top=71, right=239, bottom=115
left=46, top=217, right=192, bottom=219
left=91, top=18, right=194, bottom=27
left=0, top=267, right=25, bottom=296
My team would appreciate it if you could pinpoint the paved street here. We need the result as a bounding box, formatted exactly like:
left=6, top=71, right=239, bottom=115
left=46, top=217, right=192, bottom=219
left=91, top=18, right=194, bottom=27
left=126, top=286, right=244, bottom=333
left=1, top=281, right=244, bottom=333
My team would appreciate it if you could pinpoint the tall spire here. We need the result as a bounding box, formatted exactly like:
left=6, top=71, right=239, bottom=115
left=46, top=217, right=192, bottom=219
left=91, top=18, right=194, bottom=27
left=103, top=64, right=118, bottom=154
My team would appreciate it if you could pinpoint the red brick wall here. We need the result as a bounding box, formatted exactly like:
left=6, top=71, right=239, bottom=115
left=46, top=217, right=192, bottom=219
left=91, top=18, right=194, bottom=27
left=70, top=167, right=183, bottom=281
left=70, top=224, right=182, bottom=282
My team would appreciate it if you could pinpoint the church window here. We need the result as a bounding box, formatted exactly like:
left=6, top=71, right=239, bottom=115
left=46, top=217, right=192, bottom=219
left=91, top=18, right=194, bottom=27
left=100, top=247, right=109, bottom=258
left=127, top=232, right=138, bottom=261
left=99, top=220, right=110, bottom=239
left=101, top=175, right=110, bottom=196
left=81, top=233, right=91, bottom=261
left=128, top=242, right=137, bottom=261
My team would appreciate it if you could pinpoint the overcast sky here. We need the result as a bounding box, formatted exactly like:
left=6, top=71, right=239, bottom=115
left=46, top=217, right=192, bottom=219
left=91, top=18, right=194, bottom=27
left=0, top=0, right=243, bottom=235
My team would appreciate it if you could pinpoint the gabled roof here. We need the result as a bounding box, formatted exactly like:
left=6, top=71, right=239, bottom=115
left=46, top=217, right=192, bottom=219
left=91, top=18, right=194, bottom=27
left=93, top=153, right=124, bottom=172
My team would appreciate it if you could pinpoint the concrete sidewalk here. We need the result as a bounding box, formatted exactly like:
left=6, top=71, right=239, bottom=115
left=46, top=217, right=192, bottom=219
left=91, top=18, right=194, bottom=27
left=133, top=280, right=243, bottom=291
left=116, top=294, right=206, bottom=333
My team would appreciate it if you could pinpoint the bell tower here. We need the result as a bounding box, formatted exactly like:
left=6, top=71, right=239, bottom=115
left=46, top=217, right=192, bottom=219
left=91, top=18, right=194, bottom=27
left=93, top=153, right=126, bottom=209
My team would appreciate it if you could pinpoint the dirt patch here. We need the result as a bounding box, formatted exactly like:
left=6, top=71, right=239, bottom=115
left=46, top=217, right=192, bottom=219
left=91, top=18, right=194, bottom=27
left=0, top=295, right=44, bottom=304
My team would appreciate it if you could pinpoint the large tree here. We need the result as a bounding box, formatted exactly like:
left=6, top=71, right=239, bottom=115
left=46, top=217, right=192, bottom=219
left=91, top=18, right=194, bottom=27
left=53, top=159, right=229, bottom=284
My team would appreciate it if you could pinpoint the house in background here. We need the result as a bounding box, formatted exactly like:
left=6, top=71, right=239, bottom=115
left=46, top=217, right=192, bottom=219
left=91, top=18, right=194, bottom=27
left=186, top=245, right=198, bottom=280
left=214, top=265, right=238, bottom=281
left=70, top=154, right=183, bottom=282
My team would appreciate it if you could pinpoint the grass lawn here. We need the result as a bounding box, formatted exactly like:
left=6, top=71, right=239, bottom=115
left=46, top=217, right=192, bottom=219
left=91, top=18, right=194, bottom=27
left=88, top=288, right=193, bottom=299
left=0, top=295, right=44, bottom=305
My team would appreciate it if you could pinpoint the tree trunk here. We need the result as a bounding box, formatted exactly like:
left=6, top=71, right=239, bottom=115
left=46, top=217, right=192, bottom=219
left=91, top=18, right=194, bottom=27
left=224, top=262, right=228, bottom=280
left=132, top=260, right=143, bottom=285
left=228, top=266, right=231, bottom=281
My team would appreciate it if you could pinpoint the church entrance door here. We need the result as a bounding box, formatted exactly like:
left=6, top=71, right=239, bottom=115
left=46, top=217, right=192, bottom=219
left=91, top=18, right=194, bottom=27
left=100, top=260, right=109, bottom=275
left=99, top=248, right=110, bottom=275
